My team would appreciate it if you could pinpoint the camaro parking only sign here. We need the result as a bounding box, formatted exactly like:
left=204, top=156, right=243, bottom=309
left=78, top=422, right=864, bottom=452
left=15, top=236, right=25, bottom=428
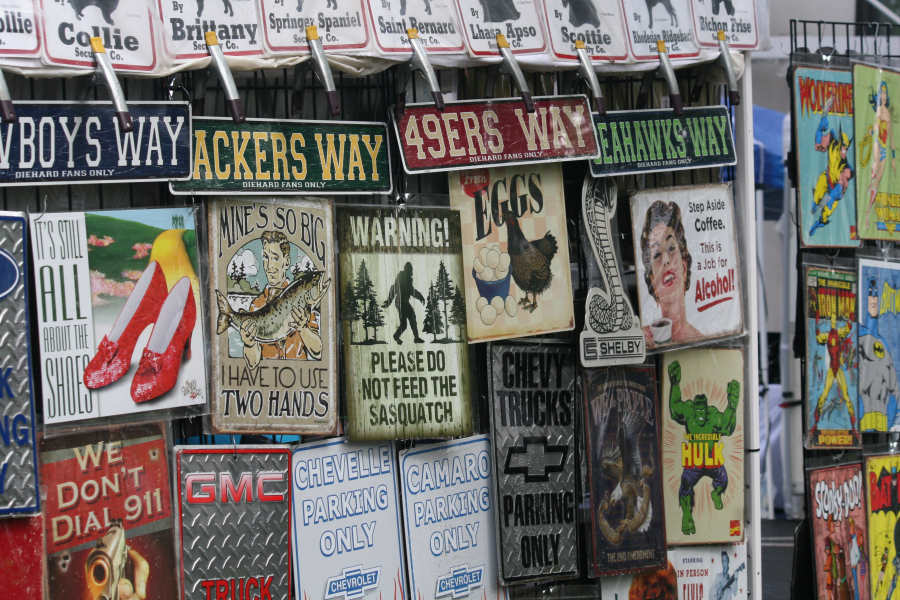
left=400, top=435, right=507, bottom=600
left=291, top=438, right=406, bottom=600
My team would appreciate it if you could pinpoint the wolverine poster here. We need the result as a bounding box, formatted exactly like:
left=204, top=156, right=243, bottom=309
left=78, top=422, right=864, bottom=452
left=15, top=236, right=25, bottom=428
left=865, top=454, right=900, bottom=600
left=661, top=348, right=744, bottom=545
left=804, top=266, right=860, bottom=448
left=208, top=198, right=337, bottom=434
left=448, top=164, right=574, bottom=343
left=337, top=206, right=473, bottom=441
left=810, top=463, right=869, bottom=600
left=794, top=67, right=859, bottom=248
left=583, top=365, right=666, bottom=575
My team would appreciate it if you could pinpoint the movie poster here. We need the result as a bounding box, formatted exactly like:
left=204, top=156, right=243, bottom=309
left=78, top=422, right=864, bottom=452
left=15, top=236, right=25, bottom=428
left=489, top=343, right=578, bottom=584
left=630, top=184, right=743, bottom=351
left=598, top=558, right=678, bottom=600
left=794, top=67, right=859, bottom=248
left=31, top=208, right=207, bottom=427
left=671, top=542, right=747, bottom=600
left=583, top=365, right=665, bottom=575
left=538, top=0, right=629, bottom=63
left=661, top=348, right=744, bottom=545
left=854, top=63, right=900, bottom=241
left=804, top=266, right=860, bottom=448
left=865, top=454, right=900, bottom=599
left=858, top=258, right=900, bottom=433
left=40, top=422, right=176, bottom=600
left=810, top=464, right=869, bottom=600
left=207, top=198, right=337, bottom=434
left=620, top=0, right=700, bottom=60
left=448, top=164, right=574, bottom=343
left=337, top=206, right=473, bottom=441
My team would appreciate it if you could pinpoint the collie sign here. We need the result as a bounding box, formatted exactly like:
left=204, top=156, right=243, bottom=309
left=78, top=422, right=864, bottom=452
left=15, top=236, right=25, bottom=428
left=0, top=102, right=191, bottom=185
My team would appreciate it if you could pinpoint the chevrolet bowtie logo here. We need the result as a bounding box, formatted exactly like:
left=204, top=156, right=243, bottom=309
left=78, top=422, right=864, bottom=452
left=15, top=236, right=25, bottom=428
left=503, top=436, right=568, bottom=482
left=325, top=565, right=381, bottom=600
left=435, top=564, right=484, bottom=599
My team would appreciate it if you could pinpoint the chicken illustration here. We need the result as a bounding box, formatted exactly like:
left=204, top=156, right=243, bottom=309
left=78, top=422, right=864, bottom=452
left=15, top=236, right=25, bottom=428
left=503, top=210, right=557, bottom=313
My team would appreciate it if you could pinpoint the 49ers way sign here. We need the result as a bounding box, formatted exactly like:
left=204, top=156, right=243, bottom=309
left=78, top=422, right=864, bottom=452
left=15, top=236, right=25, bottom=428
left=393, top=96, right=599, bottom=173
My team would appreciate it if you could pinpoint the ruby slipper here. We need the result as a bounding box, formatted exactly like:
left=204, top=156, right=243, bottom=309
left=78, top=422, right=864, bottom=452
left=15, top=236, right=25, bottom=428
left=131, top=277, right=196, bottom=403
left=83, top=261, right=168, bottom=390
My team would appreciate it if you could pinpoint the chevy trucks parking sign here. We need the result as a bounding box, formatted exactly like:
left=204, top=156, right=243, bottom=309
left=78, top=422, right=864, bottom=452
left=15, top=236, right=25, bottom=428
left=292, top=438, right=406, bottom=600
left=0, top=102, right=191, bottom=185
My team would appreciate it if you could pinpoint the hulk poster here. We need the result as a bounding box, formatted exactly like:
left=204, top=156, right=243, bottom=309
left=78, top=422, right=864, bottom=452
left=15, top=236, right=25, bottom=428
left=661, top=348, right=744, bottom=545
left=336, top=206, right=473, bottom=441
left=794, top=67, right=859, bottom=247
left=854, top=64, right=900, bottom=240
left=207, top=198, right=337, bottom=434
left=804, top=266, right=860, bottom=448
left=866, top=454, right=900, bottom=600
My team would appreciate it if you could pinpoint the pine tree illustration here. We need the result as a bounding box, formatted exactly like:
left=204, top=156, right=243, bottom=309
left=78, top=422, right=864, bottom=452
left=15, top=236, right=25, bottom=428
left=422, top=283, right=443, bottom=343
left=434, top=261, right=453, bottom=341
left=354, top=260, right=377, bottom=342
left=229, top=261, right=239, bottom=283
left=342, top=276, right=360, bottom=344
left=365, top=295, right=385, bottom=342
left=448, top=285, right=466, bottom=341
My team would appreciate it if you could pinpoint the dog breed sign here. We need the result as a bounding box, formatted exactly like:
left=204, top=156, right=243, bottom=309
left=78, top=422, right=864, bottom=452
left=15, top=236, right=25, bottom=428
left=158, top=0, right=266, bottom=61
left=0, top=0, right=40, bottom=58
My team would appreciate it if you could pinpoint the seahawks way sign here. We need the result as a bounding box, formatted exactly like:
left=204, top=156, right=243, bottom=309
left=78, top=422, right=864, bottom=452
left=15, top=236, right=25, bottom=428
left=589, top=106, right=736, bottom=178
left=171, top=117, right=392, bottom=195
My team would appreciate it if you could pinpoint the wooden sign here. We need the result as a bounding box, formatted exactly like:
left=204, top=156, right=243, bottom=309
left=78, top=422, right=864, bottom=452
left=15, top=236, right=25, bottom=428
left=590, top=106, right=736, bottom=178
left=172, top=117, right=391, bottom=195
left=394, top=96, right=599, bottom=173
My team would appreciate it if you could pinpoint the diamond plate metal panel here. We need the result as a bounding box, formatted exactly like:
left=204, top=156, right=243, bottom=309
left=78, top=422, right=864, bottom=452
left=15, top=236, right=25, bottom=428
left=176, top=446, right=291, bottom=600
left=488, top=343, right=578, bottom=585
left=0, top=212, right=39, bottom=515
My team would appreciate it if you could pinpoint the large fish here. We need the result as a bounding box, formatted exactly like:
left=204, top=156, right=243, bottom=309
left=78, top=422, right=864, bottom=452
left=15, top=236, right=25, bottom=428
left=216, top=270, right=330, bottom=342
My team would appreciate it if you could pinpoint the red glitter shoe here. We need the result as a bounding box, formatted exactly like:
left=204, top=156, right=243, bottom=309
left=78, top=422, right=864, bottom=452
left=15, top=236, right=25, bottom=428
left=83, top=262, right=167, bottom=389
left=130, top=277, right=196, bottom=403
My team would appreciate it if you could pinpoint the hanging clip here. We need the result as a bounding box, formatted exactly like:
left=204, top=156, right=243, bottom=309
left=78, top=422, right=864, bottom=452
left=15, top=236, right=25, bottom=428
left=484, top=34, right=534, bottom=113
left=89, top=38, right=132, bottom=132
left=292, top=26, right=340, bottom=118
left=205, top=31, right=245, bottom=124
left=637, top=40, right=683, bottom=116
left=574, top=40, right=604, bottom=115
left=395, top=29, right=444, bottom=117
left=690, top=31, right=740, bottom=105
left=0, top=68, right=15, bottom=123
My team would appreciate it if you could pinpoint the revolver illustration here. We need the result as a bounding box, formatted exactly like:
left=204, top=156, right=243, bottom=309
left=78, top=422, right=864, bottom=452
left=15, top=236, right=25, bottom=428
left=86, top=519, right=129, bottom=600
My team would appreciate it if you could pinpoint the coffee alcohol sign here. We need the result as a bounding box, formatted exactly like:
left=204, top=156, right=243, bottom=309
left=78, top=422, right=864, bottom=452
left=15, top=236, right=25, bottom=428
left=172, top=117, right=391, bottom=195
left=394, top=96, right=599, bottom=173
left=0, top=102, right=191, bottom=185
left=590, top=106, right=736, bottom=178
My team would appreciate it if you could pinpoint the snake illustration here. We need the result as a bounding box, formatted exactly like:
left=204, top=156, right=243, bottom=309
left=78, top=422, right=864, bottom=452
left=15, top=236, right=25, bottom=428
left=583, top=176, right=634, bottom=334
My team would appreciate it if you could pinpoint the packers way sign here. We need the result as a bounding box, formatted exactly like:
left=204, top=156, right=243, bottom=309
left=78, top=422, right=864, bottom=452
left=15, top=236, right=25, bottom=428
left=171, top=117, right=392, bottom=195
left=589, top=106, right=736, bottom=178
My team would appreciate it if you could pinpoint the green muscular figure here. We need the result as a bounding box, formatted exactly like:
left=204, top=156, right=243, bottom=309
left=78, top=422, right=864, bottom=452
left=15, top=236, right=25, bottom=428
left=668, top=360, right=741, bottom=536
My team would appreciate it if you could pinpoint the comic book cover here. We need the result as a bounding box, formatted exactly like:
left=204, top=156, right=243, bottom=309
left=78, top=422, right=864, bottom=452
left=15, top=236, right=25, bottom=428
left=337, top=206, right=473, bottom=441
left=854, top=63, right=900, bottom=241
left=448, top=164, right=574, bottom=343
left=583, top=365, right=666, bottom=575
left=865, top=454, right=900, bottom=599
left=858, top=258, right=900, bottom=433
left=671, top=543, right=747, bottom=600
left=804, top=266, right=860, bottom=447
left=809, top=464, right=869, bottom=600
left=794, top=67, right=859, bottom=248
left=30, top=208, right=207, bottom=427
left=598, top=557, right=677, bottom=600
left=661, top=348, right=744, bottom=545
left=40, top=422, right=176, bottom=600
left=207, top=198, right=337, bottom=434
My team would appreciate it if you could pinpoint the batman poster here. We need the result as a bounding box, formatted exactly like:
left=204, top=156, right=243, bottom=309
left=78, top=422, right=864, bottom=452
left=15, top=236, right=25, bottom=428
left=866, top=454, right=900, bottom=599
left=583, top=364, right=666, bottom=575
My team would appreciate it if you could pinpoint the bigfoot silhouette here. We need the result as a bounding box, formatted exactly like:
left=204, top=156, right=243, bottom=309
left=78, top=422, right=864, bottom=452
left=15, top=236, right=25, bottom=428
left=383, top=262, right=425, bottom=344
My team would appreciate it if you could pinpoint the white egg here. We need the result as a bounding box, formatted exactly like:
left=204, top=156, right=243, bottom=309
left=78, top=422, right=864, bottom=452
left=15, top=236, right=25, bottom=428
left=491, top=296, right=505, bottom=314
left=476, top=297, right=488, bottom=312
left=496, top=267, right=509, bottom=281
left=481, top=266, right=494, bottom=281
left=478, top=247, right=490, bottom=265
left=481, top=304, right=498, bottom=325
left=473, top=257, right=485, bottom=273
left=499, top=253, right=511, bottom=271
left=505, top=295, right=518, bottom=317
left=486, top=249, right=501, bottom=269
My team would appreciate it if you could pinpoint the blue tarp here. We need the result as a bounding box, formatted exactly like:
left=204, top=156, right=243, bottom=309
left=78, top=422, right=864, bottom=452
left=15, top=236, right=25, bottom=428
left=753, top=105, right=786, bottom=190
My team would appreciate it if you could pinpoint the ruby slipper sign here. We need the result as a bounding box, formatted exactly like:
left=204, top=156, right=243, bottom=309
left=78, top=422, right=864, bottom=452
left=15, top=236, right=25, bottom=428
left=393, top=96, right=599, bottom=173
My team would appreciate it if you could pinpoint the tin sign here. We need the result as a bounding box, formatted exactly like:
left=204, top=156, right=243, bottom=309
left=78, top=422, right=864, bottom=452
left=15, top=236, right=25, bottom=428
left=207, top=198, right=338, bottom=435
left=176, top=446, right=291, bottom=600
left=690, top=0, right=758, bottom=49
left=159, top=0, right=265, bottom=61
left=172, top=117, right=391, bottom=195
left=258, top=0, right=370, bottom=54
left=0, top=212, right=39, bottom=516
left=620, top=0, right=700, bottom=60
left=0, top=0, right=40, bottom=58
left=394, top=96, right=599, bottom=173
left=399, top=435, right=508, bottom=600
left=590, top=106, right=736, bottom=178
left=292, top=438, right=406, bottom=600
left=0, top=102, right=191, bottom=186
left=488, top=344, right=578, bottom=584
left=454, top=0, right=547, bottom=56
left=540, top=0, right=629, bottom=62
left=365, top=0, right=465, bottom=54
